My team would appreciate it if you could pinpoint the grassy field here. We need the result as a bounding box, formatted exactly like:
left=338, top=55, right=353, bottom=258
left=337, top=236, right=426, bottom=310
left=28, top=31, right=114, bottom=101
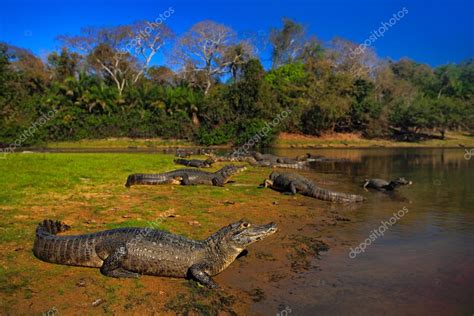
left=39, top=132, right=474, bottom=150
left=272, top=131, right=474, bottom=148
left=1, top=152, right=338, bottom=314
left=43, top=137, right=195, bottom=149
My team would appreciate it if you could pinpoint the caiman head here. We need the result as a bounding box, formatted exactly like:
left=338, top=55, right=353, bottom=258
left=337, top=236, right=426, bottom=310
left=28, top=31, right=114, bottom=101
left=203, top=156, right=216, bottom=167
left=390, top=177, right=413, bottom=188
left=205, top=220, right=278, bottom=273
left=259, top=171, right=280, bottom=188
left=261, top=171, right=281, bottom=187
left=213, top=165, right=247, bottom=185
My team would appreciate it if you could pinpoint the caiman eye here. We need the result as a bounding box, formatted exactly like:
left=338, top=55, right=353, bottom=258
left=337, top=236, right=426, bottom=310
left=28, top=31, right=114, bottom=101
left=242, top=222, right=250, bottom=228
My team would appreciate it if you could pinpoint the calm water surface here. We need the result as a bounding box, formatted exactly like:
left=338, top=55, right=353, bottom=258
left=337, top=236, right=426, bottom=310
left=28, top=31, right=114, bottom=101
left=250, top=148, right=474, bottom=315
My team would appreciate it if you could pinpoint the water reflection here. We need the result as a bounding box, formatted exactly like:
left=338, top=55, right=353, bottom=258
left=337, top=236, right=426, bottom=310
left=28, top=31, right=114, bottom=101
left=252, top=148, right=474, bottom=315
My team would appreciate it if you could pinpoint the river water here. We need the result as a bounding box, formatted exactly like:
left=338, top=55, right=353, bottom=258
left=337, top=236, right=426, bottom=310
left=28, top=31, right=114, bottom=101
left=242, top=148, right=474, bottom=315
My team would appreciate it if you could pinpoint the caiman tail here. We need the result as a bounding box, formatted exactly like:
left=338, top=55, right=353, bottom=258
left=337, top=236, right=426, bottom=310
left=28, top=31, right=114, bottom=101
left=33, top=220, right=100, bottom=267
left=274, top=162, right=308, bottom=169
left=308, top=183, right=364, bottom=203
left=125, top=174, right=180, bottom=187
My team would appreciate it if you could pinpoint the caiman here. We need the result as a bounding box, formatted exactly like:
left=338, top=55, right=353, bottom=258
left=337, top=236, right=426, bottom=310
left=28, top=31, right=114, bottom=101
left=251, top=152, right=298, bottom=164
left=175, top=148, right=211, bottom=158
left=208, top=153, right=307, bottom=169
left=246, top=156, right=308, bottom=169
left=263, top=171, right=364, bottom=203
left=363, top=177, right=412, bottom=191
left=125, top=165, right=246, bottom=187
left=296, top=153, right=349, bottom=163
left=174, top=156, right=216, bottom=168
left=33, top=219, right=277, bottom=288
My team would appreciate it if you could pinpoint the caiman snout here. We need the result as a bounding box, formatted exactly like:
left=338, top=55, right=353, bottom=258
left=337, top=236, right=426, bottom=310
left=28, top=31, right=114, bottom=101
left=254, top=222, right=278, bottom=240
left=243, top=222, right=278, bottom=242
left=223, top=220, right=278, bottom=248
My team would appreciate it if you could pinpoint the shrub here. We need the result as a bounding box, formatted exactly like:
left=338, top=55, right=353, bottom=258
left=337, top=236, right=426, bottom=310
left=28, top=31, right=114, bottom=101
left=196, top=124, right=235, bottom=146
left=234, top=118, right=277, bottom=148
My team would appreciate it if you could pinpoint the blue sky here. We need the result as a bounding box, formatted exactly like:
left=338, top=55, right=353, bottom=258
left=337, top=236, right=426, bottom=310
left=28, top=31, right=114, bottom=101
left=0, top=0, right=472, bottom=67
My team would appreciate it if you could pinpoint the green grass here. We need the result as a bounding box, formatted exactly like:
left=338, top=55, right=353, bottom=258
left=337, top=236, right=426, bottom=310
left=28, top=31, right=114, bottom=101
left=0, top=152, right=266, bottom=253
left=274, top=131, right=474, bottom=148
left=0, top=152, right=279, bottom=314
left=44, top=137, right=195, bottom=149
left=0, top=153, right=175, bottom=202
left=40, top=131, right=474, bottom=150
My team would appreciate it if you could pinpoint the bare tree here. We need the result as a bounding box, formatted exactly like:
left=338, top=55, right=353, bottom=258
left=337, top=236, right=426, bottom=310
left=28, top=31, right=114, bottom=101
left=127, top=21, right=174, bottom=84
left=328, top=37, right=378, bottom=80
left=59, top=21, right=173, bottom=95
left=172, top=20, right=253, bottom=95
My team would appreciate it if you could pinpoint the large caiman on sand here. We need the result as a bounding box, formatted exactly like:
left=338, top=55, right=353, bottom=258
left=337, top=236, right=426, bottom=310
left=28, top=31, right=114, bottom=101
left=263, top=171, right=364, bottom=203
left=125, top=165, right=246, bottom=187
left=33, top=219, right=277, bottom=288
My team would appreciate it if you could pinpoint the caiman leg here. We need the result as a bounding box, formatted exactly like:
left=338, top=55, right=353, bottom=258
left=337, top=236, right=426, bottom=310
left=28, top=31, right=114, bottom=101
left=96, top=241, right=139, bottom=278
left=212, top=177, right=225, bottom=187
left=282, top=181, right=297, bottom=195
left=188, top=264, right=219, bottom=289
left=264, top=179, right=273, bottom=188
left=180, top=174, right=191, bottom=185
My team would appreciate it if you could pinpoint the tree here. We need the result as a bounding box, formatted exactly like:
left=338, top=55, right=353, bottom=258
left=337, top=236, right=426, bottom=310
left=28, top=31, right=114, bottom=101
left=390, top=58, right=436, bottom=95
left=172, top=20, right=253, bottom=95
left=430, top=96, right=465, bottom=138
left=228, top=58, right=278, bottom=120
left=328, top=37, right=378, bottom=80
left=270, top=18, right=306, bottom=68
left=47, top=47, right=81, bottom=82
left=147, top=66, right=176, bottom=86
left=4, top=44, right=49, bottom=93
left=59, top=21, right=173, bottom=95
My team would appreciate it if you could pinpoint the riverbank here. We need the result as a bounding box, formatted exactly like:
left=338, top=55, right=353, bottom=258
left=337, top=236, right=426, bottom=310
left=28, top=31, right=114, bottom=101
left=1, top=150, right=472, bottom=315
left=0, top=153, right=344, bottom=315
left=39, top=131, right=474, bottom=150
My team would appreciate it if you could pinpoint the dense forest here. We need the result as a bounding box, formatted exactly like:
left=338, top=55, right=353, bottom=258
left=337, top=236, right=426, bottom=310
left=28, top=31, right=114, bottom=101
left=1, top=17, right=473, bottom=148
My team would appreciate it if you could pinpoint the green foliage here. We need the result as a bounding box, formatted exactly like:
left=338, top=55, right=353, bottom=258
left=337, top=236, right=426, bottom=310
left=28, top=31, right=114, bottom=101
left=0, top=29, right=472, bottom=147
left=234, top=118, right=277, bottom=148
left=265, top=62, right=308, bottom=87
left=196, top=124, right=235, bottom=146
left=47, top=48, right=80, bottom=82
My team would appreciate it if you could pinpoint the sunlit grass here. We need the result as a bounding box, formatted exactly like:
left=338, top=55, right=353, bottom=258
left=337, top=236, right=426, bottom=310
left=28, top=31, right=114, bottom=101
left=274, top=131, right=474, bottom=148
left=0, top=152, right=268, bottom=244
left=44, top=137, right=195, bottom=148
left=40, top=131, right=474, bottom=150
